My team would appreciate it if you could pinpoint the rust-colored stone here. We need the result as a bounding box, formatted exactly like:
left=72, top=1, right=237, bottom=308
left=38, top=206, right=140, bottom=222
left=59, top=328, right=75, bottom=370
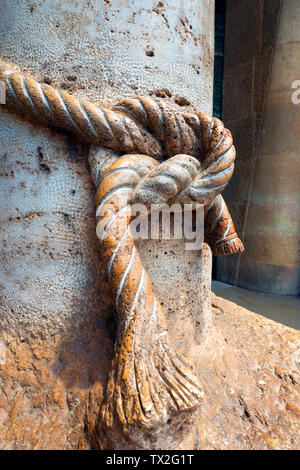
left=1, top=294, right=299, bottom=449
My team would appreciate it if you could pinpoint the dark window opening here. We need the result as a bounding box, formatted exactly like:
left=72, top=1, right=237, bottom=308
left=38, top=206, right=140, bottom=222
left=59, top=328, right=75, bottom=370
left=212, top=0, right=226, bottom=279
left=213, top=0, right=226, bottom=120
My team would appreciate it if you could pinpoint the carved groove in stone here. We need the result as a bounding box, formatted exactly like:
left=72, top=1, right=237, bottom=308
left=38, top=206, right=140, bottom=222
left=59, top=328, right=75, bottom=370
left=0, top=61, right=244, bottom=444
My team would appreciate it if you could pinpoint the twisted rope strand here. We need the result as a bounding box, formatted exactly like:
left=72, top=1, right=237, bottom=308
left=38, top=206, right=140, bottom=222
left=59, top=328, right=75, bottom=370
left=1, top=62, right=235, bottom=163
left=0, top=65, right=162, bottom=156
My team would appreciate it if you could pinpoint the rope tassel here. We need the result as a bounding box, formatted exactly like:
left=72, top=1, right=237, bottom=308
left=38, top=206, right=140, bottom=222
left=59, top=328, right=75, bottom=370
left=95, top=154, right=206, bottom=434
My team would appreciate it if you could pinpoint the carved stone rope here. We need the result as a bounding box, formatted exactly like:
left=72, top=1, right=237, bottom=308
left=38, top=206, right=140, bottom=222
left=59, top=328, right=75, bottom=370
left=0, top=62, right=244, bottom=442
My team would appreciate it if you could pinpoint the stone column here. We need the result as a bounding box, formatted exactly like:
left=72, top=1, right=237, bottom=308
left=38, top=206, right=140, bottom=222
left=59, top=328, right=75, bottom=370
left=0, top=0, right=214, bottom=449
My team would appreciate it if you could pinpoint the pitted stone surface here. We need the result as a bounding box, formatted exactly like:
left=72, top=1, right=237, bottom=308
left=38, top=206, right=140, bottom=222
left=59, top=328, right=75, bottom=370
left=0, top=0, right=214, bottom=112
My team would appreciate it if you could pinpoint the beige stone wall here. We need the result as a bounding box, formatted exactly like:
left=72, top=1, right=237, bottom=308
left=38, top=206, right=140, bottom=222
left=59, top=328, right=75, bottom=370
left=217, top=0, right=300, bottom=295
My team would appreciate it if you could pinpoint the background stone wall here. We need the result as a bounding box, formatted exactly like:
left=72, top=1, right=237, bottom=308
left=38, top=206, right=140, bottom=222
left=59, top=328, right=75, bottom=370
left=216, top=0, right=300, bottom=295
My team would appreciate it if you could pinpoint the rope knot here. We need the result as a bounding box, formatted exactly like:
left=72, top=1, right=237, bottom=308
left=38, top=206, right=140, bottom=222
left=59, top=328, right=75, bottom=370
left=0, top=62, right=244, bottom=444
